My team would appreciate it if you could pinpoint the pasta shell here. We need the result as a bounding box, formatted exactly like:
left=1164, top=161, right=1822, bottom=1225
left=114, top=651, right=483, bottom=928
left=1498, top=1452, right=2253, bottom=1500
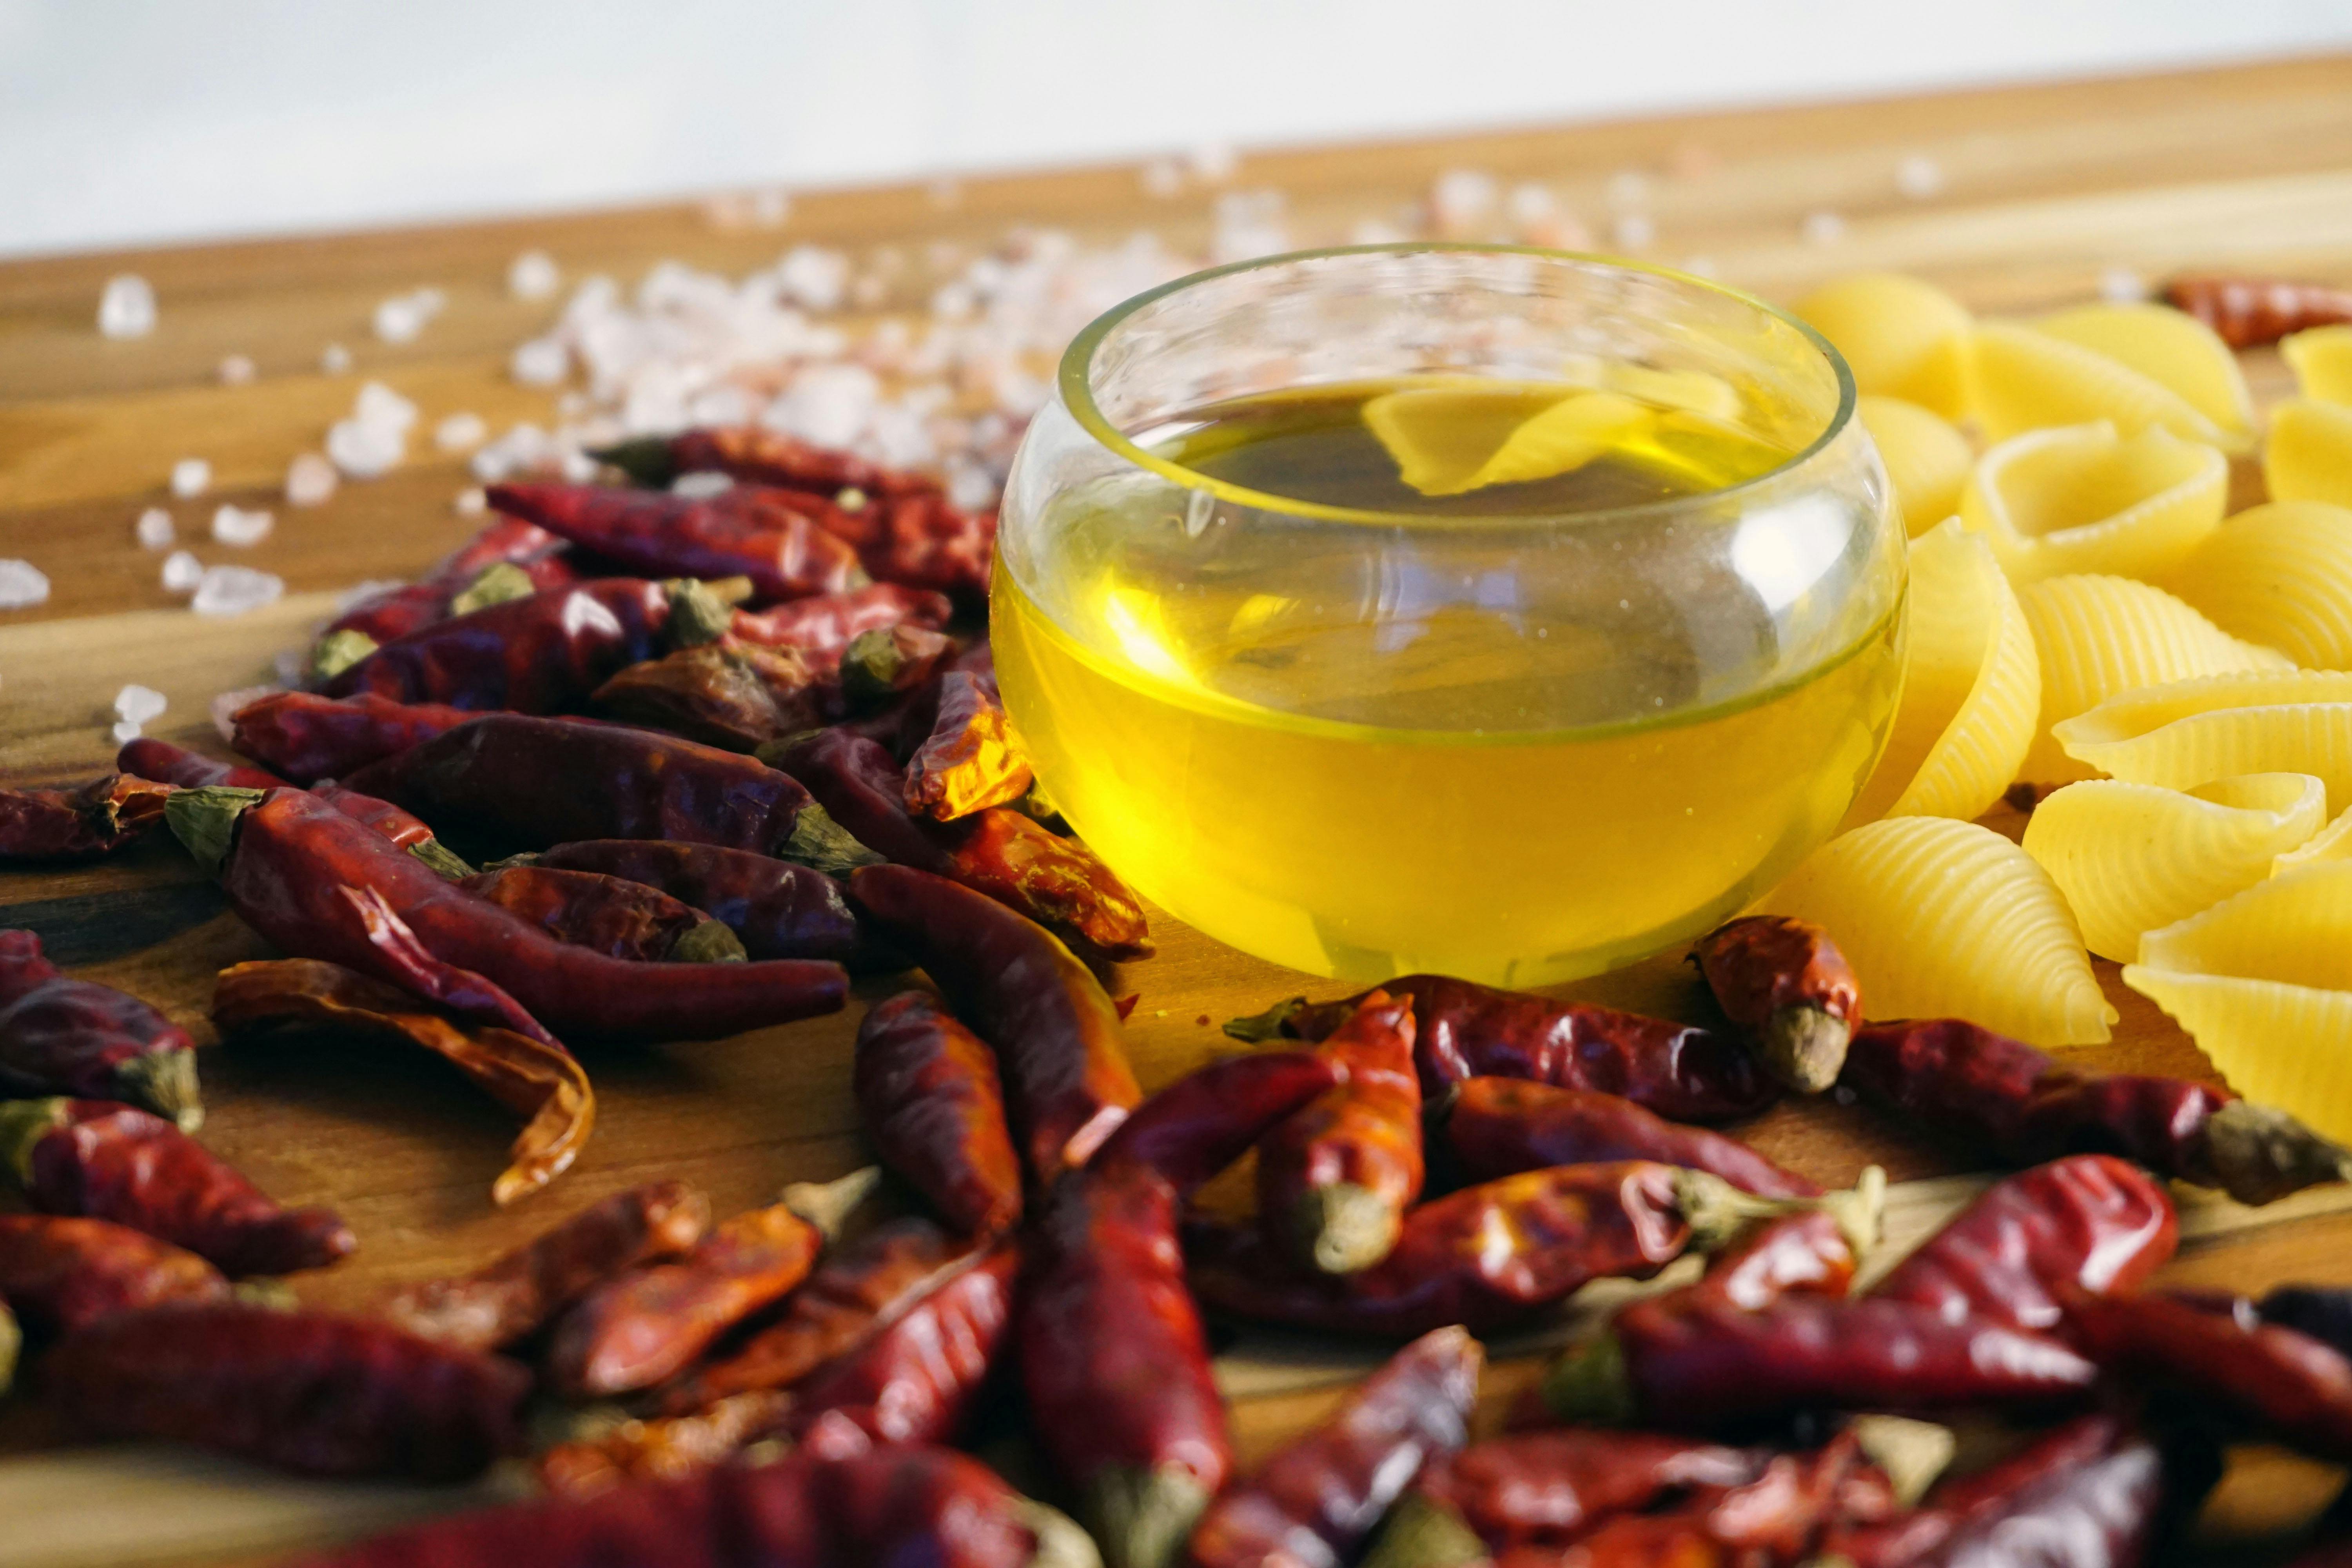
left=2055, top=670, right=2352, bottom=811
left=1759, top=815, right=2115, bottom=1046
left=1792, top=273, right=1973, bottom=418
left=2017, top=576, right=2290, bottom=783
left=1602, top=364, right=1741, bottom=420
left=2020, top=773, right=2325, bottom=961
left=2283, top=325, right=2352, bottom=406
left=1958, top=423, right=2228, bottom=584
left=2163, top=501, right=2352, bottom=670
left=2033, top=303, right=2256, bottom=451
left=1360, top=381, right=1572, bottom=495
left=1969, top=323, right=2230, bottom=448
left=2120, top=968, right=2352, bottom=1145
left=1858, top=395, right=1973, bottom=538
left=1844, top=521, right=2038, bottom=826
left=2276, top=800, right=2352, bottom=876
left=2138, top=859, right=2352, bottom=987
left=2266, top=398, right=2352, bottom=510
left=1462, top=391, right=1656, bottom=494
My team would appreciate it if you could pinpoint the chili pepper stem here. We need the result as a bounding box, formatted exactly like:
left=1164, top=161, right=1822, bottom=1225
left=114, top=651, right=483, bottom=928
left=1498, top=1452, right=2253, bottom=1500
left=1846, top=1414, right=1957, bottom=1507
left=780, top=1165, right=883, bottom=1241
left=667, top=920, right=748, bottom=963
left=311, top=630, right=378, bottom=683
left=165, top=785, right=266, bottom=875
left=1019, top=1501, right=1107, bottom=1568
left=1086, top=1463, right=1212, bottom=1568
left=2204, top=1100, right=2352, bottom=1205
left=1762, top=1003, right=1851, bottom=1095
left=779, top=804, right=887, bottom=877
left=451, top=563, right=537, bottom=617
left=1532, top=1323, right=1635, bottom=1425
left=1222, top=997, right=1307, bottom=1044
left=0, top=1298, right=16, bottom=1398
left=664, top=580, right=737, bottom=648
left=1672, top=1164, right=1885, bottom=1257
left=406, top=838, right=476, bottom=882
left=588, top=437, right=676, bottom=486
left=1356, top=1492, right=1489, bottom=1568
left=113, top=1047, right=205, bottom=1133
left=0, top=1097, right=65, bottom=1184
left=1296, top=1181, right=1402, bottom=1276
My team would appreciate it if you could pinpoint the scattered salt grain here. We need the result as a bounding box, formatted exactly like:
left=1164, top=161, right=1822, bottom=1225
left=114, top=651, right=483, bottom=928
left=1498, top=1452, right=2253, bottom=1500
left=748, top=189, right=791, bottom=228
left=1349, top=218, right=1411, bottom=246
left=1681, top=255, right=1719, bottom=278
left=210, top=685, right=280, bottom=742
left=114, top=684, right=167, bottom=726
left=170, top=458, right=211, bottom=499
left=161, top=550, right=203, bottom=592
left=435, top=412, right=488, bottom=452
left=356, top=381, right=418, bottom=432
left=211, top=504, right=273, bottom=546
left=1612, top=213, right=1656, bottom=250
left=374, top=288, right=445, bottom=345
left=2100, top=266, right=2148, bottom=304
left=217, top=354, right=257, bottom=386
left=0, top=560, right=51, bottom=609
left=765, top=363, right=879, bottom=449
left=1186, top=142, right=1238, bottom=183
left=285, top=452, right=338, bottom=506
left=134, top=508, right=175, bottom=549
left=98, top=275, right=156, bottom=339
left=510, top=249, right=562, bottom=301
left=945, top=461, right=998, bottom=513
left=777, top=246, right=850, bottom=313
left=1506, top=182, right=1557, bottom=227
left=454, top=487, right=488, bottom=515
left=1895, top=155, right=1947, bottom=200
left=327, top=419, right=403, bottom=479
left=1800, top=210, right=1847, bottom=247
left=110, top=720, right=143, bottom=745
left=1140, top=158, right=1183, bottom=198
left=1606, top=171, right=1651, bottom=211
left=192, top=565, right=284, bottom=617
left=671, top=472, right=735, bottom=499
left=1431, top=170, right=1499, bottom=234
left=511, top=337, right=568, bottom=386
left=320, top=343, right=353, bottom=374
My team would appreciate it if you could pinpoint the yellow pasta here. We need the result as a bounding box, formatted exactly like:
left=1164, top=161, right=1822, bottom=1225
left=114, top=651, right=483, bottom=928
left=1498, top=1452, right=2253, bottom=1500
left=1969, top=323, right=2232, bottom=448
left=2140, top=859, right=2352, bottom=982
left=1858, top=395, right=1972, bottom=537
left=1791, top=273, right=1973, bottom=418
left=2120, top=968, right=2352, bottom=1145
left=2275, top=800, right=2352, bottom=875
left=1601, top=363, right=1741, bottom=420
left=2283, top=325, right=2352, bottom=405
left=2032, top=303, right=2256, bottom=451
left=2016, top=576, right=2291, bottom=783
left=2163, top=501, right=2352, bottom=670
left=1843, top=520, right=2038, bottom=826
left=2265, top=398, right=2352, bottom=510
left=2019, top=773, right=2325, bottom=961
left=1958, top=423, right=2226, bottom=583
left=1759, top=815, right=2115, bottom=1046
left=2054, top=670, right=2352, bottom=811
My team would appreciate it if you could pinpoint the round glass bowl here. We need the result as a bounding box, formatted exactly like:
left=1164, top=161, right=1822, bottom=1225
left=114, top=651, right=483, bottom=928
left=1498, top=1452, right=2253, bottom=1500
left=993, top=246, right=1905, bottom=985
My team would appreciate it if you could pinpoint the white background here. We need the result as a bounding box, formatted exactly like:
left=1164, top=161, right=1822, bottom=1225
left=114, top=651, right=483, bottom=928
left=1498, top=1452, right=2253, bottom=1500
left=5, top=0, right=2352, bottom=257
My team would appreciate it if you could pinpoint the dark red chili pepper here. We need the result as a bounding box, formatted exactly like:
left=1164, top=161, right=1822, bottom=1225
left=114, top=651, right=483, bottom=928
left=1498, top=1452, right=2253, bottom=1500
left=0, top=1213, right=225, bottom=1333
left=118, top=735, right=283, bottom=791
left=1842, top=1016, right=2348, bottom=1204
left=229, top=690, right=474, bottom=783
left=2061, top=1286, right=2352, bottom=1460
left=296, top=1442, right=1088, bottom=1568
left=1185, top=1325, right=1480, bottom=1568
left=601, top=426, right=944, bottom=501
left=1692, top=915, right=1861, bottom=1094
left=537, top=1389, right=797, bottom=1498
left=490, top=482, right=869, bottom=603
left=1682, top=1203, right=1873, bottom=1316
left=44, top=1299, right=528, bottom=1480
left=1445, top=1077, right=1819, bottom=1199
left=115, top=740, right=463, bottom=869
left=1228, top=975, right=1777, bottom=1124
left=0, top=928, right=202, bottom=1129
left=172, top=786, right=848, bottom=1045
left=904, top=670, right=1034, bottom=820
left=590, top=638, right=829, bottom=751
left=839, top=623, right=956, bottom=708
left=1258, top=989, right=1424, bottom=1275
left=729, top=582, right=955, bottom=664
left=324, top=578, right=679, bottom=713
left=849, top=863, right=1141, bottom=1182
left=0, top=773, right=172, bottom=860
left=2253, top=1285, right=2352, bottom=1360
left=530, top=838, right=875, bottom=965
left=2165, top=274, right=2352, bottom=347
left=314, top=514, right=574, bottom=679
left=457, top=864, right=736, bottom=961
left=808, top=487, right=995, bottom=600
left=0, top=1098, right=354, bottom=1277
left=1869, top=1155, right=2176, bottom=1334
left=855, top=990, right=1023, bottom=1235
left=791, top=730, right=1152, bottom=960
left=377, top=1181, right=710, bottom=1350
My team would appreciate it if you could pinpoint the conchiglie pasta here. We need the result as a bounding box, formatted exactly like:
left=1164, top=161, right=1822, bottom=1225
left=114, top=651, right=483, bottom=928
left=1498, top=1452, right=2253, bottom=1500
left=2283, top=325, right=2352, bottom=405
left=2119, top=968, right=2352, bottom=1145
left=2016, top=575, right=2291, bottom=783
left=1858, top=395, right=1973, bottom=537
left=2138, top=860, right=2352, bottom=986
left=2163, top=501, right=2352, bottom=670
left=2275, top=800, right=2352, bottom=875
left=1759, top=815, right=2114, bottom=1046
left=2054, top=670, right=2352, bottom=811
left=2020, top=773, right=2325, bottom=961
left=1969, top=323, right=2231, bottom=448
left=1792, top=273, right=1973, bottom=418
left=1843, top=520, right=2038, bottom=826
left=1359, top=382, right=1572, bottom=495
left=2265, top=399, right=2352, bottom=510
left=2032, top=303, right=2256, bottom=451
left=1958, top=423, right=2226, bottom=584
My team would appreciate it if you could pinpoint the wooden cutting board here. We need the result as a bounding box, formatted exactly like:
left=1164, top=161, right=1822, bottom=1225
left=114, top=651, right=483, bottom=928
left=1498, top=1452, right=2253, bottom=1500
left=6, top=52, right=2352, bottom=1566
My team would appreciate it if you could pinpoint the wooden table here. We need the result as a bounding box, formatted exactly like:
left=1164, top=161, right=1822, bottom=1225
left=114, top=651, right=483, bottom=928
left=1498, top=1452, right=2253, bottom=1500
left=7, top=52, right=2352, bottom=1567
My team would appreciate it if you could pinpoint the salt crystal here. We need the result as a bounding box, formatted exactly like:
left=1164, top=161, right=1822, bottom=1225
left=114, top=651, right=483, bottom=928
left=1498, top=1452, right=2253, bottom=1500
left=1506, top=182, right=1557, bottom=226
left=327, top=418, right=403, bottom=478
left=1349, top=218, right=1410, bottom=246
left=511, top=337, right=568, bottom=386
left=510, top=249, right=561, bottom=300
left=161, top=550, right=203, bottom=592
left=217, top=354, right=257, bottom=385
left=1606, top=171, right=1651, bottom=211
left=776, top=246, right=848, bottom=313
left=355, top=381, right=418, bottom=432
left=1681, top=255, right=1719, bottom=279
left=211, top=503, right=273, bottom=546
left=1895, top=155, right=1947, bottom=200
left=435, top=412, right=488, bottom=452
left=1140, top=158, right=1183, bottom=198
left=849, top=274, right=887, bottom=310
left=114, top=684, right=167, bottom=725
left=320, top=343, right=353, bottom=374
left=454, top=487, right=488, bottom=515
left=374, top=294, right=428, bottom=343
left=1185, top=142, right=1237, bottom=183
left=285, top=452, right=338, bottom=506
left=1431, top=170, right=1498, bottom=232
left=412, top=287, right=448, bottom=316
left=134, top=508, right=175, bottom=549
left=1801, top=210, right=1847, bottom=246
left=671, top=472, right=735, bottom=499
left=1612, top=214, right=1656, bottom=250
left=2100, top=266, right=2148, bottom=304
left=929, top=281, right=976, bottom=323
left=98, top=275, right=157, bottom=339
left=748, top=189, right=791, bottom=228
left=558, top=448, right=598, bottom=483
left=945, top=462, right=998, bottom=512
left=210, top=685, right=280, bottom=741
left=766, top=364, right=879, bottom=449
left=192, top=565, right=284, bottom=617
left=111, top=720, right=143, bottom=745
left=170, top=458, right=211, bottom=499
left=0, top=560, right=51, bottom=609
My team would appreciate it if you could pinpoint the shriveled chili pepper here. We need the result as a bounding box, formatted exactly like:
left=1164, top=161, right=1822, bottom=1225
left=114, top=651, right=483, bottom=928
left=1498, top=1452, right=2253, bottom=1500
left=1445, top=1077, right=1819, bottom=1199
left=840, top=623, right=956, bottom=707
left=1692, top=915, right=1860, bottom=1094
left=1843, top=1016, right=2349, bottom=1204
left=590, top=638, right=829, bottom=751
left=214, top=958, right=593, bottom=1204
left=531, top=838, right=876, bottom=965
left=0, top=928, right=202, bottom=1130
left=602, top=426, right=944, bottom=501
left=314, top=515, right=574, bottom=680
left=2253, top=1285, right=2352, bottom=1361
left=2164, top=274, right=2352, bottom=347
left=1185, top=1325, right=1480, bottom=1568
left=177, top=787, right=849, bottom=1044
left=855, top=990, right=1023, bottom=1235
left=1258, top=990, right=1424, bottom=1275
left=118, top=735, right=283, bottom=791
left=545, top=1167, right=873, bottom=1396
left=0, top=1098, right=354, bottom=1277
left=538, top=1389, right=796, bottom=1498
left=903, top=669, right=1034, bottom=820
left=0, top=773, right=172, bottom=860
left=2062, top=1285, right=2352, bottom=1461
left=323, top=578, right=679, bottom=713
left=0, top=1213, right=225, bottom=1333
left=44, top=1299, right=528, bottom=1480
left=792, top=730, right=1152, bottom=960
left=458, top=864, right=740, bottom=962
left=115, top=740, right=466, bottom=871
left=230, top=690, right=474, bottom=783
left=1677, top=1201, right=1876, bottom=1318
left=850, top=863, right=1141, bottom=1182
left=1228, top=975, right=1777, bottom=1124
left=488, top=482, right=868, bottom=604
left=729, top=582, right=955, bottom=664
left=377, top=1181, right=710, bottom=1350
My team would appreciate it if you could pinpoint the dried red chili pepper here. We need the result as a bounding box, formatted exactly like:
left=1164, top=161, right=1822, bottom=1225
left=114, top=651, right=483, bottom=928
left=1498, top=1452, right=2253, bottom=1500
left=537, top=1389, right=797, bottom=1498
left=729, top=582, right=955, bottom=664
left=0, top=1213, right=225, bottom=1333
left=591, top=638, right=829, bottom=751
left=1869, top=1155, right=2176, bottom=1334
left=2252, top=1285, right=2352, bottom=1361
left=791, top=730, right=1152, bottom=960
left=2164, top=274, right=2352, bottom=347
left=115, top=740, right=465, bottom=870
left=850, top=863, right=1142, bottom=1182
left=1185, top=1325, right=1480, bottom=1568
left=603, top=427, right=944, bottom=501
left=177, top=787, right=848, bottom=1044
left=840, top=623, right=957, bottom=707
left=855, top=990, right=1023, bottom=1235
left=0, top=1098, right=354, bottom=1277
left=1692, top=915, right=1861, bottom=1094
left=530, top=838, right=875, bottom=965
left=212, top=958, right=595, bottom=1204
left=1228, top=975, right=1777, bottom=1124
left=545, top=1168, right=872, bottom=1396
left=118, top=735, right=283, bottom=791
left=1678, top=1201, right=1877, bottom=1318
left=1445, top=1077, right=1819, bottom=1199
left=229, top=690, right=474, bottom=783
left=1258, top=990, right=1424, bottom=1275
left=313, top=515, right=574, bottom=679
left=0, top=928, right=202, bottom=1130
left=1842, top=1016, right=2348, bottom=1204
left=0, top=773, right=172, bottom=860
left=904, top=670, right=1034, bottom=820
left=44, top=1299, right=528, bottom=1480
left=323, top=578, right=679, bottom=713
left=458, top=864, right=739, bottom=962
left=488, top=483, right=867, bottom=603
left=2062, top=1286, right=2352, bottom=1460
left=377, top=1181, right=710, bottom=1350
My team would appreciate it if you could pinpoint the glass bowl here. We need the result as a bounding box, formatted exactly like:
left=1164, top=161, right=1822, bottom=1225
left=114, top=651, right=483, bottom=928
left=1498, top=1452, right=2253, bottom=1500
left=993, top=245, right=1905, bottom=985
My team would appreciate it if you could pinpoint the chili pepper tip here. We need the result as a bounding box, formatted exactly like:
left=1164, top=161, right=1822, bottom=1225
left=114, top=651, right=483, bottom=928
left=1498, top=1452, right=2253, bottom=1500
left=587, top=436, right=674, bottom=486
left=667, top=919, right=748, bottom=963
left=165, top=784, right=265, bottom=875
left=1020, top=1501, right=1105, bottom=1568
left=2204, top=1100, right=2352, bottom=1206
left=311, top=629, right=377, bottom=683
left=1356, top=1491, right=1488, bottom=1568
left=1762, top=1003, right=1852, bottom=1095
left=1532, top=1324, right=1635, bottom=1426
left=1846, top=1414, right=1956, bottom=1507
left=779, top=803, right=887, bottom=878
left=1221, top=996, right=1307, bottom=1044
left=780, top=1165, right=883, bottom=1241
left=407, top=837, right=476, bottom=882
left=664, top=579, right=736, bottom=648
left=113, top=1040, right=205, bottom=1132
left=1088, top=1463, right=1213, bottom=1568
left=1671, top=1163, right=1884, bottom=1258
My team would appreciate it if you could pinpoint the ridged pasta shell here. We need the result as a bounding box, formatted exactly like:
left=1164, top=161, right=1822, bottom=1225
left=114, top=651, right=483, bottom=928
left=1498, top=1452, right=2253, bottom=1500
left=2017, top=576, right=2290, bottom=784
left=2138, top=859, right=2352, bottom=986
left=2055, top=671, right=2352, bottom=811
left=1359, top=381, right=1572, bottom=495
left=2164, top=501, right=2352, bottom=670
left=2266, top=398, right=2352, bottom=510
left=1792, top=273, right=1973, bottom=418
left=1958, top=423, right=2227, bottom=584
left=2033, top=303, right=2256, bottom=451
left=1858, top=395, right=1973, bottom=538
left=2120, top=968, right=2352, bottom=1144
left=1760, top=815, right=2115, bottom=1046
left=2276, top=800, right=2352, bottom=876
left=1462, top=391, right=1656, bottom=494
left=2021, top=773, right=2325, bottom=961
left=1970, top=323, right=2230, bottom=448
left=2284, top=325, right=2352, bottom=406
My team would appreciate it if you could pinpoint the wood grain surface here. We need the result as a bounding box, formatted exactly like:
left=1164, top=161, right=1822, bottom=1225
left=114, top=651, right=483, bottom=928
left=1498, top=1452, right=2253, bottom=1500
left=5, top=52, right=2352, bottom=1567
